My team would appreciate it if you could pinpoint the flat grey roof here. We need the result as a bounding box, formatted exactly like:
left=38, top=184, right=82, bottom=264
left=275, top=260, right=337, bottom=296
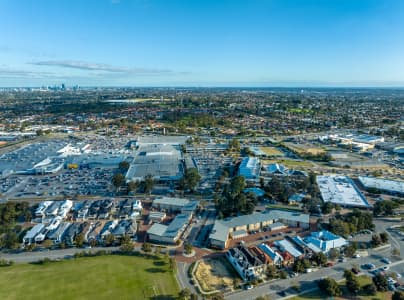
left=126, top=144, right=183, bottom=181
left=153, top=196, right=190, bottom=207
left=358, top=176, right=404, bottom=194
left=164, top=213, right=190, bottom=238
left=147, top=213, right=190, bottom=239
left=210, top=210, right=310, bottom=243
left=317, top=175, right=370, bottom=208
left=147, top=223, right=168, bottom=237
left=221, top=210, right=309, bottom=229
left=135, top=135, right=188, bottom=145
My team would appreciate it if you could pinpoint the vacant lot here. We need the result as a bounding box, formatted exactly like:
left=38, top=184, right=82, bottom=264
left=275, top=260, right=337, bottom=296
left=263, top=159, right=314, bottom=168
left=259, top=147, right=284, bottom=156
left=0, top=255, right=179, bottom=300
left=194, top=257, right=236, bottom=292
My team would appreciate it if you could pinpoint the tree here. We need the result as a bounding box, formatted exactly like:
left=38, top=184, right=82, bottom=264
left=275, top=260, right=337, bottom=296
left=362, top=283, right=377, bottom=296
left=120, top=234, right=134, bottom=252
left=329, top=248, right=340, bottom=260
left=372, top=273, right=389, bottom=291
left=143, top=175, right=154, bottom=194
left=127, top=180, right=139, bottom=193
left=344, top=244, right=357, bottom=257
left=371, top=234, right=382, bottom=247
left=142, top=242, right=152, bottom=253
left=210, top=292, right=225, bottom=300
left=230, top=176, right=246, bottom=197
left=373, top=200, right=399, bottom=216
left=179, top=288, right=191, bottom=300
left=112, top=173, right=125, bottom=191
left=293, top=258, right=310, bottom=273
left=344, top=269, right=360, bottom=294
left=184, top=242, right=193, bottom=255
left=228, top=138, right=240, bottom=152
left=169, top=257, right=176, bottom=271
left=322, top=202, right=334, bottom=214
left=42, top=239, right=53, bottom=249
left=318, top=278, right=341, bottom=297
left=119, top=161, right=130, bottom=172
left=105, top=233, right=115, bottom=247
left=392, top=291, right=404, bottom=300
left=380, top=232, right=389, bottom=244
left=232, top=277, right=242, bottom=289
left=74, top=233, right=85, bottom=248
left=1, top=231, right=19, bottom=249
left=190, top=294, right=198, bottom=300
left=89, top=239, right=97, bottom=248
left=279, top=270, right=287, bottom=279
left=313, top=252, right=327, bottom=266
left=182, top=168, right=201, bottom=192
left=266, top=265, right=277, bottom=279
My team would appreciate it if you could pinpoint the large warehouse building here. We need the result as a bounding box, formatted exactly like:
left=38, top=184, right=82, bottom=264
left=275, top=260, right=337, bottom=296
left=358, top=176, right=404, bottom=196
left=125, top=144, right=184, bottom=183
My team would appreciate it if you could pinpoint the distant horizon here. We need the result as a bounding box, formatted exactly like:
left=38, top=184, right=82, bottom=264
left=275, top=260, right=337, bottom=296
left=2, top=84, right=404, bottom=90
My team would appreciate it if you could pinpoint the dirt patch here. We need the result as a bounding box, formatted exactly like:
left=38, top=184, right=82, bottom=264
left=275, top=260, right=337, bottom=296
left=194, top=257, right=237, bottom=292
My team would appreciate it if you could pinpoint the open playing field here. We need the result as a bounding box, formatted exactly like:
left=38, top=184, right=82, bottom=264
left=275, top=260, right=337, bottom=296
left=0, top=255, right=179, bottom=300
left=194, top=257, right=236, bottom=292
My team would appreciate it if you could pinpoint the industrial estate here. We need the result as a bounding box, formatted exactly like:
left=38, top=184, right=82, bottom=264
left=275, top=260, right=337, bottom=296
left=0, top=87, right=403, bottom=300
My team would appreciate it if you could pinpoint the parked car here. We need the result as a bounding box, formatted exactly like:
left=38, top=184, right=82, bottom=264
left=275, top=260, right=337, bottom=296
left=381, top=257, right=391, bottom=264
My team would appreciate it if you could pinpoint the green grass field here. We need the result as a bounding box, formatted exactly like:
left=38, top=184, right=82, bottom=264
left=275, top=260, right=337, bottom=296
left=0, top=255, right=179, bottom=300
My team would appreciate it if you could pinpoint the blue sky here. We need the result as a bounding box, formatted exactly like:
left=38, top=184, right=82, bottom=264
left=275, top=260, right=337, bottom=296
left=0, top=0, right=404, bottom=87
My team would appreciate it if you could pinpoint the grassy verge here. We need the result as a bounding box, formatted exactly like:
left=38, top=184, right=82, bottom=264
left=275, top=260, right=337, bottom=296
left=291, top=275, right=392, bottom=300
left=267, top=204, right=302, bottom=212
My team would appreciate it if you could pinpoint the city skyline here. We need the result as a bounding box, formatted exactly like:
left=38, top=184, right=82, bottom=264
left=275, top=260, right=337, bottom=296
left=1, top=0, right=404, bottom=87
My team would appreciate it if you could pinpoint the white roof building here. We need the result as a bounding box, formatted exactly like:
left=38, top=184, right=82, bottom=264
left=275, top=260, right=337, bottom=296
left=316, top=175, right=371, bottom=208
left=358, top=176, right=404, bottom=195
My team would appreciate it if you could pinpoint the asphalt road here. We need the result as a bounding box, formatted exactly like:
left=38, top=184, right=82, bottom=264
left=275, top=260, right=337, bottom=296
left=225, top=247, right=403, bottom=300
left=0, top=247, right=121, bottom=263
left=177, top=261, right=199, bottom=296
left=374, top=218, right=404, bottom=259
